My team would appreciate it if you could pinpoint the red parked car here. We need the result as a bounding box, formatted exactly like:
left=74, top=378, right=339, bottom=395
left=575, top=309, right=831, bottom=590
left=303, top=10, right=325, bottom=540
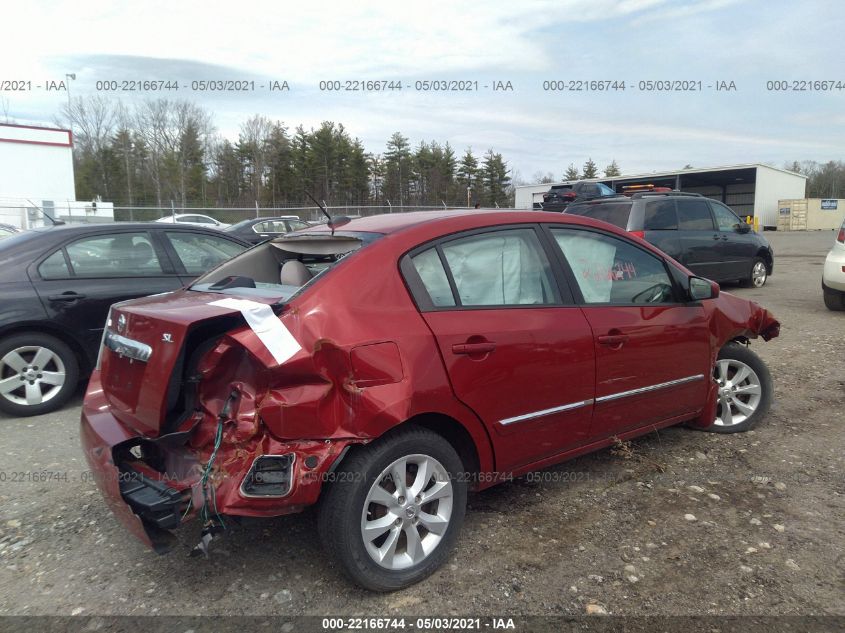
left=81, top=210, right=780, bottom=591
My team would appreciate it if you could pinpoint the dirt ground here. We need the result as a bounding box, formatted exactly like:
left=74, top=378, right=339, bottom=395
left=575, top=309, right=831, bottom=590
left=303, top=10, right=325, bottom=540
left=0, top=230, right=843, bottom=621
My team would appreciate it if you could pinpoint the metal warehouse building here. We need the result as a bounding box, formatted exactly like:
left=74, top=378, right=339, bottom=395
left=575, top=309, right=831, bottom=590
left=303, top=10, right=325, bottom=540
left=514, top=164, right=807, bottom=229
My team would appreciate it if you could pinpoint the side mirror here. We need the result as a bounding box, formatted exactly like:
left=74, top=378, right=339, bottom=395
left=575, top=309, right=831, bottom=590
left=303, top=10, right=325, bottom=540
left=736, top=223, right=751, bottom=234
left=689, top=276, right=719, bottom=301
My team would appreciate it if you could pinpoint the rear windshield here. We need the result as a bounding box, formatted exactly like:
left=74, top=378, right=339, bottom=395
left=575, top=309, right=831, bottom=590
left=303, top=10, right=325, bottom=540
left=565, top=201, right=632, bottom=229
left=190, top=230, right=382, bottom=302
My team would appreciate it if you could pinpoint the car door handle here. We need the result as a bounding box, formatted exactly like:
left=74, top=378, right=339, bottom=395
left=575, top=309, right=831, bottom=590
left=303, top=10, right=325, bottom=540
left=597, top=334, right=629, bottom=346
left=48, top=292, right=86, bottom=301
left=452, top=342, right=496, bottom=355
left=712, top=234, right=721, bottom=240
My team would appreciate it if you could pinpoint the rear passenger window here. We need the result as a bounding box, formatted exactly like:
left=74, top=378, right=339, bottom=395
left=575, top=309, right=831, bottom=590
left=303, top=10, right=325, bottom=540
left=410, top=248, right=455, bottom=307
left=410, top=229, right=558, bottom=308
left=552, top=229, right=676, bottom=305
left=441, top=230, right=557, bottom=306
left=566, top=202, right=632, bottom=229
left=38, top=250, right=70, bottom=279
left=644, top=200, right=678, bottom=230
left=676, top=199, right=715, bottom=230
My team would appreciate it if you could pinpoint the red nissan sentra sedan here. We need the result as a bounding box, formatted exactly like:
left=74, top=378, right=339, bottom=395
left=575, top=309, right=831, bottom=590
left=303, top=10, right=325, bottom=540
left=81, top=210, right=780, bottom=591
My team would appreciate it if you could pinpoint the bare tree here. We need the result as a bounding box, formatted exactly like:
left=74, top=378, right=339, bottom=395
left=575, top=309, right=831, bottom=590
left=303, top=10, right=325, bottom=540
left=0, top=97, right=14, bottom=123
left=239, top=115, right=274, bottom=202
left=57, top=95, right=119, bottom=198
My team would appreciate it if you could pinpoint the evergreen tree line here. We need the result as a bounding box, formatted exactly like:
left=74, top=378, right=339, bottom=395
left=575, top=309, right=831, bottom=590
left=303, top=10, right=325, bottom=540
left=529, top=158, right=621, bottom=184
left=59, top=96, right=513, bottom=209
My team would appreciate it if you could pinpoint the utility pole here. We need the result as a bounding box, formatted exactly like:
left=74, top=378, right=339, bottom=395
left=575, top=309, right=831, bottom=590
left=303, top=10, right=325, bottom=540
left=65, top=73, right=76, bottom=109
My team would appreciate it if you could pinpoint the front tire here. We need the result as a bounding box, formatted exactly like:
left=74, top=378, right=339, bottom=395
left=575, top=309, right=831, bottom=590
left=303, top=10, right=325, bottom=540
left=706, top=343, right=772, bottom=433
left=0, top=333, right=79, bottom=417
left=318, top=426, right=467, bottom=591
left=740, top=257, right=768, bottom=288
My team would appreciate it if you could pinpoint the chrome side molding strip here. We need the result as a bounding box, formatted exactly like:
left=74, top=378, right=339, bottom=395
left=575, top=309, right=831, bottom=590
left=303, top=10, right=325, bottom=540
left=595, top=374, right=705, bottom=403
left=500, top=399, right=594, bottom=426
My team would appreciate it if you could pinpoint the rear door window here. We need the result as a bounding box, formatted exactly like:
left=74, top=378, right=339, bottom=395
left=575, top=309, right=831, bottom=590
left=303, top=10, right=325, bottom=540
left=38, top=250, right=71, bottom=279
left=566, top=201, right=632, bottom=229
left=409, top=228, right=559, bottom=308
left=676, top=199, right=715, bottom=230
left=644, top=200, right=678, bottom=230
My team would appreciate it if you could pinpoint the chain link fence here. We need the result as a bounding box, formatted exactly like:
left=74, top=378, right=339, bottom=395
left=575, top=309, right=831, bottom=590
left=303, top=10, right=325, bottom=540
left=112, top=203, right=480, bottom=224
left=1, top=200, right=507, bottom=229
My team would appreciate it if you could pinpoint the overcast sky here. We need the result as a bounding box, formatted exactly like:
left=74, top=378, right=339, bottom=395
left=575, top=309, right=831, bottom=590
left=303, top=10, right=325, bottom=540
left=2, top=0, right=843, bottom=182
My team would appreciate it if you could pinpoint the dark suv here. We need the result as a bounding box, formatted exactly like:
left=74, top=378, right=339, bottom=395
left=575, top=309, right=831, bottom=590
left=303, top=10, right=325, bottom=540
left=541, top=181, right=616, bottom=212
left=565, top=192, right=774, bottom=287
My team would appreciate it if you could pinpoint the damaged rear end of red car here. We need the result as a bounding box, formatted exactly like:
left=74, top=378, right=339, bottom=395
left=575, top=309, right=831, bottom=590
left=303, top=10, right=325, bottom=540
left=80, top=231, right=411, bottom=554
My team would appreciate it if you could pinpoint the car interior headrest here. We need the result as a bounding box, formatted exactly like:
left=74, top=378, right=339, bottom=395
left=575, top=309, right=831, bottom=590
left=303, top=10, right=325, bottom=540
left=280, top=260, right=313, bottom=286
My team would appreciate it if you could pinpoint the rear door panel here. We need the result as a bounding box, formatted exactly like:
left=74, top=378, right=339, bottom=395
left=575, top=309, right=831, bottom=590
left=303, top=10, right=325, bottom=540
left=405, top=226, right=596, bottom=471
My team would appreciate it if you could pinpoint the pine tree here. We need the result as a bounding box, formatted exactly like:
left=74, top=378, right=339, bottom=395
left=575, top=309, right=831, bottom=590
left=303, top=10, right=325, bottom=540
left=604, top=160, right=621, bottom=177
left=564, top=163, right=580, bottom=181
left=457, top=148, right=479, bottom=205
left=481, top=149, right=510, bottom=207
left=383, top=132, right=412, bottom=206
left=582, top=158, right=598, bottom=179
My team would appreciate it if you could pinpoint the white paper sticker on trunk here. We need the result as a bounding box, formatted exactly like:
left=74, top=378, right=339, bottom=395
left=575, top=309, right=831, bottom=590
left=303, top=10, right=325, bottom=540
left=209, top=298, right=301, bottom=365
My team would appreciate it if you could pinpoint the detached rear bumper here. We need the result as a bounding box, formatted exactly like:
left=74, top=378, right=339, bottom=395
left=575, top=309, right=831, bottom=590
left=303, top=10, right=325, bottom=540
left=80, top=387, right=172, bottom=551
left=80, top=371, right=357, bottom=553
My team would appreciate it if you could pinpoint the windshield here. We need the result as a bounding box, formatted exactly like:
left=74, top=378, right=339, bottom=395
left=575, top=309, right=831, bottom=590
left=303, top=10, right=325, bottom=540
left=189, top=230, right=382, bottom=301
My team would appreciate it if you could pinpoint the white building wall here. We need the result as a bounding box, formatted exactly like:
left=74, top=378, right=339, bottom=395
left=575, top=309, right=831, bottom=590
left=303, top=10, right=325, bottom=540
left=515, top=184, right=551, bottom=209
left=0, top=125, right=76, bottom=201
left=753, top=166, right=807, bottom=229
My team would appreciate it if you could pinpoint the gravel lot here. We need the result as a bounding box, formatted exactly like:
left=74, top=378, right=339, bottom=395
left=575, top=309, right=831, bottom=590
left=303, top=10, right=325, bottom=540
left=0, top=230, right=843, bottom=620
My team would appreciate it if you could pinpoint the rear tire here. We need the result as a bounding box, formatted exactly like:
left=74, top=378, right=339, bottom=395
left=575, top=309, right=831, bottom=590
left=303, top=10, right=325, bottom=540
left=318, top=426, right=467, bottom=591
left=823, top=285, right=845, bottom=311
left=740, top=257, right=768, bottom=288
left=705, top=343, right=772, bottom=434
left=0, top=333, right=79, bottom=417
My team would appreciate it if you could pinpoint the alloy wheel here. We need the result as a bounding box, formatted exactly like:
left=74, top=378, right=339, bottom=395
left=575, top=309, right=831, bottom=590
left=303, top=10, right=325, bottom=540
left=0, top=346, right=66, bottom=407
left=713, top=358, right=762, bottom=427
left=360, top=454, right=453, bottom=570
left=752, top=261, right=767, bottom=287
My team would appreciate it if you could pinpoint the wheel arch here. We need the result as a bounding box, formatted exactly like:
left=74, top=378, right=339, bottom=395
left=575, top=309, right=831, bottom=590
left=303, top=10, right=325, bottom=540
left=0, top=323, right=90, bottom=375
left=336, top=411, right=494, bottom=489
left=756, top=247, right=773, bottom=272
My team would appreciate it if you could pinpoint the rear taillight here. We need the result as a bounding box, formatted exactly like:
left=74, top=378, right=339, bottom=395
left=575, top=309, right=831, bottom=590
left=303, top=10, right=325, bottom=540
left=837, top=227, right=844, bottom=243
left=629, top=230, right=645, bottom=239
left=564, top=191, right=577, bottom=200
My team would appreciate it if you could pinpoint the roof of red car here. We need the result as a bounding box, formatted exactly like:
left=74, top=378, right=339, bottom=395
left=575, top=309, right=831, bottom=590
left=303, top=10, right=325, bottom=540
left=309, top=209, right=558, bottom=235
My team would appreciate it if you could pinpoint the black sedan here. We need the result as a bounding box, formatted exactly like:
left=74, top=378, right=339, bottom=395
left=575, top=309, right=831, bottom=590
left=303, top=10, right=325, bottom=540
left=0, top=223, right=249, bottom=417
left=223, top=216, right=311, bottom=245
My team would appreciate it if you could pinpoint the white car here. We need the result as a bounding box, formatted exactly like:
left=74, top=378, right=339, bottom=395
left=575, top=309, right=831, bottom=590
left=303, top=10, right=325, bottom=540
left=822, top=217, right=845, bottom=311
left=155, top=214, right=229, bottom=229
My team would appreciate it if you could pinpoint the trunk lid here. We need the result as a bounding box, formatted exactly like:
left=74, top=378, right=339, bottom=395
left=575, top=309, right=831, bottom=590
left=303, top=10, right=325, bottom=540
left=100, top=290, right=275, bottom=436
